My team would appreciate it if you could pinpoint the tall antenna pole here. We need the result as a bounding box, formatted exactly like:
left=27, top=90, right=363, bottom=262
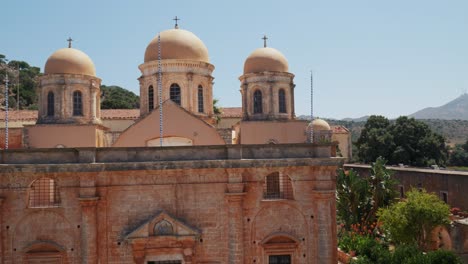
left=158, top=33, right=163, bottom=147
left=310, top=71, right=314, bottom=143
left=4, top=73, right=9, bottom=149
left=16, top=64, right=19, bottom=110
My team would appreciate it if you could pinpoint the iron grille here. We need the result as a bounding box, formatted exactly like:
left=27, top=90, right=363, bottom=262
left=263, top=173, right=294, bottom=200
left=29, top=177, right=60, bottom=208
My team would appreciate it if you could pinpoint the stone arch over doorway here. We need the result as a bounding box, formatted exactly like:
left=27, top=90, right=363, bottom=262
left=23, top=241, right=68, bottom=264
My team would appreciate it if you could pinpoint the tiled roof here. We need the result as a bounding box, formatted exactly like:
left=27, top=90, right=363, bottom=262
left=220, top=107, right=242, bottom=118
left=0, top=110, right=38, bottom=121
left=331, top=125, right=349, bottom=133
left=101, top=109, right=140, bottom=120
left=0, top=109, right=141, bottom=121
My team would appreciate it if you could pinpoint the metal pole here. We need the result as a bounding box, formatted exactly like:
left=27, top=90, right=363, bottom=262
left=4, top=73, right=9, bottom=149
left=310, top=71, right=314, bottom=143
left=16, top=64, right=19, bottom=110
left=158, top=33, right=163, bottom=147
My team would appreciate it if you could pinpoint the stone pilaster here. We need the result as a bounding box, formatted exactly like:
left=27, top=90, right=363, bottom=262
left=313, top=191, right=337, bottom=264
left=226, top=172, right=245, bottom=264
left=79, top=197, right=99, bottom=264
left=0, top=197, right=4, bottom=263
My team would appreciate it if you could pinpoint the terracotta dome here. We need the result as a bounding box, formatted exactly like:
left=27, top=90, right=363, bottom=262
left=243, top=47, right=289, bottom=74
left=44, top=48, right=96, bottom=76
left=309, top=118, right=331, bottom=131
left=144, top=28, right=209, bottom=63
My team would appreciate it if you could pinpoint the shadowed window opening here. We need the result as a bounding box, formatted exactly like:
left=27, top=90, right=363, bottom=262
left=47, top=92, right=54, bottom=116
left=170, top=83, right=181, bottom=105
left=148, top=85, right=154, bottom=111
left=29, top=177, right=60, bottom=208
left=198, top=85, right=204, bottom=113
left=263, top=172, right=293, bottom=200
left=253, top=90, right=262, bottom=114
left=279, top=89, right=286, bottom=113
left=269, top=255, right=291, bottom=264
left=73, top=91, right=82, bottom=116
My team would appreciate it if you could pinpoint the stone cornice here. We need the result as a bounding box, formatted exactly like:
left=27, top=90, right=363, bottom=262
left=139, top=59, right=214, bottom=77
left=239, top=72, right=294, bottom=83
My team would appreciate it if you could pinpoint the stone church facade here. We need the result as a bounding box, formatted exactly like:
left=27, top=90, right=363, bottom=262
left=0, top=22, right=343, bottom=263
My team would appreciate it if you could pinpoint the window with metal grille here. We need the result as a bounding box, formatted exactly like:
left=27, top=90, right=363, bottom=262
left=253, top=90, right=262, bottom=114
left=47, top=91, right=54, bottom=116
left=148, top=85, right=154, bottom=111
left=170, top=83, right=181, bottom=105
left=263, top=172, right=293, bottom=200
left=147, top=261, right=181, bottom=264
left=269, top=255, right=291, bottom=264
left=278, top=89, right=286, bottom=113
left=398, top=185, right=404, bottom=198
left=29, top=177, right=60, bottom=208
left=198, top=85, right=204, bottom=113
left=73, top=91, right=83, bottom=116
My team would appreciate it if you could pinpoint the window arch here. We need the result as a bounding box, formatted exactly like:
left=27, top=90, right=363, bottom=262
left=148, top=85, right=154, bottom=111
left=29, top=177, right=60, bottom=208
left=47, top=91, right=54, bottom=116
left=263, top=172, right=293, bottom=200
left=253, top=90, right=263, bottom=114
left=170, top=83, right=181, bottom=105
left=198, top=85, right=204, bottom=113
left=154, top=220, right=174, bottom=235
left=279, top=89, right=286, bottom=113
left=73, top=91, right=83, bottom=116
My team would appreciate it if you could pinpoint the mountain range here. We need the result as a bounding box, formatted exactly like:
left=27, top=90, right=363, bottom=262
left=409, top=93, right=468, bottom=120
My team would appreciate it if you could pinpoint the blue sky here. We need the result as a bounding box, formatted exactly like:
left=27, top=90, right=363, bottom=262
left=2, top=0, right=467, bottom=119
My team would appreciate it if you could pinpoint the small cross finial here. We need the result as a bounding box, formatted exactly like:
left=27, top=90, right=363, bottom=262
left=262, top=35, right=268, bottom=48
left=67, top=37, right=73, bottom=48
left=173, top=16, right=180, bottom=29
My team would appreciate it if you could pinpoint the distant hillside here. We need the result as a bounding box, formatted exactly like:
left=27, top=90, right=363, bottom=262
left=410, top=94, right=468, bottom=120
left=327, top=118, right=468, bottom=146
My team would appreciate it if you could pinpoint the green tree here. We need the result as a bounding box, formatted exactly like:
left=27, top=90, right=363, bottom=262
left=449, top=138, right=468, bottom=166
left=100, top=85, right=139, bottom=109
left=390, top=116, right=447, bottom=166
left=337, top=157, right=398, bottom=230
left=378, top=189, right=450, bottom=250
left=356, top=116, right=448, bottom=166
left=355, top=115, right=394, bottom=163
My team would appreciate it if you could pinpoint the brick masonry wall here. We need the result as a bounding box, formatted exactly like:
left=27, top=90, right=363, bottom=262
left=0, top=147, right=342, bottom=264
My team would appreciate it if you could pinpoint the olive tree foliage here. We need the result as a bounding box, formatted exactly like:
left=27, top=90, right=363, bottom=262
left=356, top=115, right=448, bottom=166
left=378, top=189, right=450, bottom=250
left=449, top=138, right=468, bottom=166
left=337, top=157, right=398, bottom=230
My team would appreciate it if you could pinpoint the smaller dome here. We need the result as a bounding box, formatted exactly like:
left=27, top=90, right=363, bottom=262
left=243, top=47, right=289, bottom=74
left=308, top=118, right=331, bottom=131
left=44, top=48, right=96, bottom=76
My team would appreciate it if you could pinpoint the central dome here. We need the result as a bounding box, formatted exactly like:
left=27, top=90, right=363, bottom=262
left=44, top=48, right=96, bottom=76
left=144, top=28, right=209, bottom=63
left=243, top=47, right=289, bottom=74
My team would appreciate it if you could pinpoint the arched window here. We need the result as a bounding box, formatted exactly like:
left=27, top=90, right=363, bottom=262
left=253, top=90, right=262, bottom=114
left=263, top=172, right=293, bottom=200
left=73, top=91, right=83, bottom=116
left=154, top=220, right=174, bottom=235
left=279, top=89, right=286, bottom=113
left=29, top=177, right=60, bottom=208
left=47, top=91, right=54, bottom=116
left=198, top=85, right=204, bottom=113
left=148, top=85, right=154, bottom=111
left=170, top=83, right=181, bottom=105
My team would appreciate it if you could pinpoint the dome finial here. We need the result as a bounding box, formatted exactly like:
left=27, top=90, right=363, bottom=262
left=173, top=16, right=180, bottom=29
left=67, top=37, right=73, bottom=48
left=262, top=35, right=268, bottom=48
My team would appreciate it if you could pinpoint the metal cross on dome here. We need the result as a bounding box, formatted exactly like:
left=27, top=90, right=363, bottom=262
left=262, top=35, right=268, bottom=48
left=67, top=37, right=73, bottom=48
left=173, top=16, right=180, bottom=29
